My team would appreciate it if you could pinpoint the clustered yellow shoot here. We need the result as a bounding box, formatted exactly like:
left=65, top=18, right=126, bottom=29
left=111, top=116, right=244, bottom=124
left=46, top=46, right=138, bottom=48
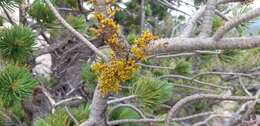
left=92, top=59, right=138, bottom=95
left=90, top=0, right=158, bottom=96
left=131, top=31, right=158, bottom=61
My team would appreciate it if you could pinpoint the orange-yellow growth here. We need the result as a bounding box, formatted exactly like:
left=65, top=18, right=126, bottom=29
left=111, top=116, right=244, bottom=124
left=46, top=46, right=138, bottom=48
left=131, top=31, right=158, bottom=60
left=91, top=0, right=158, bottom=96
left=92, top=59, right=138, bottom=95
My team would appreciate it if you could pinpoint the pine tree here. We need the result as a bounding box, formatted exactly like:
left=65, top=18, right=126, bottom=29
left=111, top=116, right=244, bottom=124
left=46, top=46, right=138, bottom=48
left=0, top=0, right=259, bottom=126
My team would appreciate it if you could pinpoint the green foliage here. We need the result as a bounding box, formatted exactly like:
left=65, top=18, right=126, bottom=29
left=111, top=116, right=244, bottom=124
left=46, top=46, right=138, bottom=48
left=0, top=26, right=35, bottom=63
left=67, top=15, right=87, bottom=33
left=64, top=0, right=79, bottom=8
left=231, top=5, right=252, bottom=36
left=126, top=33, right=137, bottom=44
left=0, top=17, right=3, bottom=26
left=71, top=104, right=91, bottom=123
left=194, top=0, right=206, bottom=6
left=35, top=109, right=70, bottom=126
left=29, top=0, right=58, bottom=24
left=114, top=11, right=126, bottom=23
left=35, top=104, right=90, bottom=126
left=212, top=16, right=224, bottom=32
left=131, top=75, right=172, bottom=110
left=82, top=63, right=97, bottom=85
left=0, top=65, right=37, bottom=106
left=35, top=76, right=57, bottom=88
left=218, top=50, right=241, bottom=63
left=147, top=3, right=167, bottom=21
left=110, top=107, right=143, bottom=126
left=174, top=59, right=192, bottom=75
left=0, top=102, right=28, bottom=125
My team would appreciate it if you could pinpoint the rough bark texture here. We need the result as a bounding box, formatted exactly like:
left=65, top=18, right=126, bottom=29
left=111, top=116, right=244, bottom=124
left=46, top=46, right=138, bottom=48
left=199, top=0, right=217, bottom=37
left=148, top=37, right=260, bottom=54
left=213, top=7, right=260, bottom=41
left=180, top=6, right=206, bottom=37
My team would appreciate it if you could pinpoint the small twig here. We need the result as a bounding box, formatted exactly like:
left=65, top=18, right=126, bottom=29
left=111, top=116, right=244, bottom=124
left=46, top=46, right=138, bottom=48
left=41, top=87, right=83, bottom=113
left=44, top=0, right=109, bottom=61
left=107, top=104, right=146, bottom=121
left=108, top=112, right=215, bottom=126
left=238, top=76, right=252, bottom=96
left=107, top=95, right=137, bottom=105
left=2, top=7, right=16, bottom=25
left=65, top=106, right=79, bottom=125
left=148, top=50, right=220, bottom=59
left=165, top=94, right=256, bottom=126
left=157, top=0, right=190, bottom=16
left=171, top=83, right=217, bottom=93
left=160, top=74, right=230, bottom=90
left=213, top=7, right=260, bottom=41
left=193, top=72, right=255, bottom=79
left=138, top=63, right=175, bottom=70
left=192, top=114, right=234, bottom=126
left=55, top=96, right=83, bottom=106
left=215, top=9, right=229, bottom=21
left=231, top=89, right=260, bottom=125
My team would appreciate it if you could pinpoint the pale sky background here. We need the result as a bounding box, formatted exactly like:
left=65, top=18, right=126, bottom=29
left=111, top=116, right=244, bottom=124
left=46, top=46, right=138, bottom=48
left=253, top=0, right=260, bottom=8
left=2, top=0, right=260, bottom=26
left=174, top=0, right=260, bottom=16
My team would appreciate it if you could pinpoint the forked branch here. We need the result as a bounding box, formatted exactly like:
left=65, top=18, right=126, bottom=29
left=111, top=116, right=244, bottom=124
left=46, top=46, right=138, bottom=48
left=165, top=94, right=256, bottom=126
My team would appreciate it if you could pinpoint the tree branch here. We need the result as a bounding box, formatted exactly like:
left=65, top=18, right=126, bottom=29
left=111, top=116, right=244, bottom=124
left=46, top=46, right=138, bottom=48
left=140, top=0, right=145, bottom=33
left=65, top=106, right=80, bottom=125
left=180, top=6, right=206, bottom=37
left=160, top=74, right=230, bottom=90
left=165, top=94, right=256, bottom=126
left=199, top=0, right=217, bottom=37
left=213, top=7, right=260, bottom=41
left=192, top=114, right=234, bottom=126
left=171, top=83, right=217, bottom=93
left=148, top=50, right=220, bottom=59
left=148, top=36, right=260, bottom=54
left=108, top=112, right=215, bottom=126
left=157, top=0, right=190, bottom=16
left=107, top=95, right=137, bottom=105
left=107, top=104, right=146, bottom=121
left=2, top=7, right=16, bottom=25
left=44, top=0, right=109, bottom=61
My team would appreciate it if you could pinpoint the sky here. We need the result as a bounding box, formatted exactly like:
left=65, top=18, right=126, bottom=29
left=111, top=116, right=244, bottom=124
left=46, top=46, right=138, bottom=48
left=253, top=0, right=260, bottom=8
left=174, top=0, right=260, bottom=16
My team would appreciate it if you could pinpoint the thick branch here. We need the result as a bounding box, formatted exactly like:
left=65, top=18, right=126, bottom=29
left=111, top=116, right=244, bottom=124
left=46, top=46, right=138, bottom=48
left=180, top=0, right=243, bottom=37
left=199, top=0, right=217, bottom=37
left=140, top=0, right=145, bottom=33
left=165, top=94, right=256, bottom=126
left=79, top=87, right=108, bottom=126
left=180, top=6, right=206, bottom=37
left=148, top=36, right=260, bottom=54
left=213, top=7, right=260, bottom=41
